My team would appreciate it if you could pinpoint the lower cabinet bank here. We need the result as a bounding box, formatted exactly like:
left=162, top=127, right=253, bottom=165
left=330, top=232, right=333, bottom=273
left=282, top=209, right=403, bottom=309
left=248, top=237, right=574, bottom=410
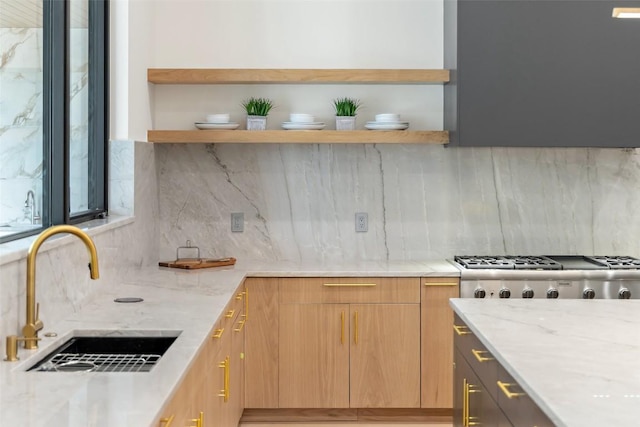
left=155, top=275, right=460, bottom=426
left=453, top=314, right=553, bottom=427
left=243, top=276, right=459, bottom=423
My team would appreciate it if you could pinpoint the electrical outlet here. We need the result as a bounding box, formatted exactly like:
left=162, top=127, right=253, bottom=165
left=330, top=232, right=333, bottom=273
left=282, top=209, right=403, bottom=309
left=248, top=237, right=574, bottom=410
left=231, top=212, right=244, bottom=232
left=355, top=212, right=368, bottom=232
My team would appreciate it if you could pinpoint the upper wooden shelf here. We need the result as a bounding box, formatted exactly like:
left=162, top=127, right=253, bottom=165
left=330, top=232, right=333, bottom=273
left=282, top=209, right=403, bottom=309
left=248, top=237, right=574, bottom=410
left=147, top=130, right=449, bottom=145
left=147, top=68, right=450, bottom=84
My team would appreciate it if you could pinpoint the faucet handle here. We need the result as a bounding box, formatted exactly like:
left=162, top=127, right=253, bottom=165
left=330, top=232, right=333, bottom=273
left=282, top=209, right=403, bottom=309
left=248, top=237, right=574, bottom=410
left=4, top=335, right=41, bottom=362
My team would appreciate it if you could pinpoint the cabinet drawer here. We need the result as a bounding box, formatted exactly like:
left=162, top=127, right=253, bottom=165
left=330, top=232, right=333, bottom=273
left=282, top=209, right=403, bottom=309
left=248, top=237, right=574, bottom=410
left=279, top=277, right=420, bottom=304
left=212, top=284, right=246, bottom=347
left=453, top=314, right=498, bottom=402
left=497, top=365, right=554, bottom=427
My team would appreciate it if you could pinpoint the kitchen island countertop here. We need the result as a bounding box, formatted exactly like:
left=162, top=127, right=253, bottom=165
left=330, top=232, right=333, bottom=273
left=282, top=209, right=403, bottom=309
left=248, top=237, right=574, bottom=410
left=0, top=259, right=457, bottom=427
left=450, top=299, right=640, bottom=427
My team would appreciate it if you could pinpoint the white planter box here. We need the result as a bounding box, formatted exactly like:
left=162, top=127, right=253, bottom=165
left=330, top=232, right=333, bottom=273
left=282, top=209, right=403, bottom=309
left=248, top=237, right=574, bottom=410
left=247, top=115, right=267, bottom=131
left=335, top=116, right=356, bottom=130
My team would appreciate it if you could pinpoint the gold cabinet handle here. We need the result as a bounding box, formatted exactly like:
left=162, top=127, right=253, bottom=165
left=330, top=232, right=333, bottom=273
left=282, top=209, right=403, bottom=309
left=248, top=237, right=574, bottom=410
left=188, top=411, right=203, bottom=427
left=159, top=414, right=174, bottom=427
left=244, top=288, right=248, bottom=321
left=218, top=356, right=230, bottom=402
left=225, top=309, right=235, bottom=318
left=497, top=380, right=525, bottom=399
left=354, top=311, right=359, bottom=345
left=235, top=292, right=243, bottom=301
left=212, top=328, right=224, bottom=339
left=323, top=283, right=377, bottom=287
left=234, top=319, right=246, bottom=332
left=340, top=311, right=345, bottom=344
left=424, top=281, right=458, bottom=286
left=464, top=382, right=481, bottom=426
left=453, top=324, right=471, bottom=336
left=471, top=349, right=494, bottom=362
left=462, top=378, right=468, bottom=427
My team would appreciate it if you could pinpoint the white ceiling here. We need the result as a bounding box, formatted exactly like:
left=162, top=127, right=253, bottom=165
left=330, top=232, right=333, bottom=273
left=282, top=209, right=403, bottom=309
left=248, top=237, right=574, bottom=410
left=0, top=0, right=88, bottom=29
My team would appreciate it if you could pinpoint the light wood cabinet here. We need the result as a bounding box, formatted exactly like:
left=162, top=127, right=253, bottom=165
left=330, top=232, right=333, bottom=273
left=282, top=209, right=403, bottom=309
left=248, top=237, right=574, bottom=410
left=278, top=277, right=421, bottom=409
left=230, top=306, right=246, bottom=423
left=157, top=328, right=211, bottom=427
left=349, top=304, right=421, bottom=408
left=279, top=303, right=350, bottom=408
left=421, top=277, right=459, bottom=408
left=244, top=278, right=279, bottom=408
left=156, top=283, right=246, bottom=427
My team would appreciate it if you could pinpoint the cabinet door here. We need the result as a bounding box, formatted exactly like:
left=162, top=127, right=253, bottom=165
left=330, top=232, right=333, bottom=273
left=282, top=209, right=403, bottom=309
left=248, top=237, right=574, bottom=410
left=422, top=278, right=459, bottom=408
left=279, top=303, right=350, bottom=408
left=350, top=304, right=421, bottom=408
left=230, top=310, right=246, bottom=425
left=207, top=330, right=232, bottom=427
left=244, top=278, right=279, bottom=408
left=454, top=349, right=511, bottom=427
left=497, top=365, right=554, bottom=427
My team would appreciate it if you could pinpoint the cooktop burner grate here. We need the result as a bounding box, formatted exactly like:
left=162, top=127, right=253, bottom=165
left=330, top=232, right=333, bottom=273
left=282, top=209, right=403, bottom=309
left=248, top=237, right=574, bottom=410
left=589, top=256, right=640, bottom=269
left=453, top=256, right=513, bottom=269
left=454, top=255, right=562, bottom=270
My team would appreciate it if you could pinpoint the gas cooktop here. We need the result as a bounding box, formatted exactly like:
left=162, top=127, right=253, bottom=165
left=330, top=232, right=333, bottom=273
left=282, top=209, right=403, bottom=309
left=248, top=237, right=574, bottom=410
left=453, top=255, right=640, bottom=270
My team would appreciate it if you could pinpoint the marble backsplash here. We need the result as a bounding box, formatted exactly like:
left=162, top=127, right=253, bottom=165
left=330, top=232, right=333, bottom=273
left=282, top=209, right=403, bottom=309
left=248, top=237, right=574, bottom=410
left=155, top=143, right=640, bottom=262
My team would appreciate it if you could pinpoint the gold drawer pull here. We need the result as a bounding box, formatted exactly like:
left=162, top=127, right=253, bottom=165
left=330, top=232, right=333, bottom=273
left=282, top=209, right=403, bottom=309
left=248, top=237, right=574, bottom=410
left=188, top=411, right=203, bottom=427
left=497, top=380, right=525, bottom=399
left=341, top=311, right=345, bottom=344
left=424, top=281, right=458, bottom=286
left=323, top=283, right=377, bottom=287
left=471, top=349, right=494, bottom=362
left=159, top=414, right=174, bottom=426
left=234, top=319, right=246, bottom=332
left=212, top=328, right=224, bottom=339
left=453, top=324, right=471, bottom=336
left=235, top=292, right=244, bottom=301
left=225, top=309, right=235, bottom=318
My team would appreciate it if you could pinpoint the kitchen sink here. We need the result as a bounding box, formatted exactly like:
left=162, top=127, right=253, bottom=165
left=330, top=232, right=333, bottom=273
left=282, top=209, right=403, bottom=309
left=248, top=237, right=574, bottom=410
left=28, top=334, right=179, bottom=373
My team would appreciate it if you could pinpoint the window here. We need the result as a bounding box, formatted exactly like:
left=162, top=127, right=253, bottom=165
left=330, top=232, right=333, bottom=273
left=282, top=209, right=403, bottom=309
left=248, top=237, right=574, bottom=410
left=0, top=0, right=108, bottom=243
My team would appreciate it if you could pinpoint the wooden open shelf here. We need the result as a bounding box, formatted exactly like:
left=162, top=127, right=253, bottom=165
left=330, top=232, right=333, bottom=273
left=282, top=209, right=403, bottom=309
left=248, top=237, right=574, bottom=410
left=147, top=68, right=449, bottom=144
left=147, top=130, right=449, bottom=144
left=147, top=68, right=450, bottom=84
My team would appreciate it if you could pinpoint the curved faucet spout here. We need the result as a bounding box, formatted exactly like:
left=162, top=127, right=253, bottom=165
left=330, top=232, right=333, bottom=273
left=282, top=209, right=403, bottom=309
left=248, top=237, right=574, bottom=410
left=23, top=225, right=100, bottom=349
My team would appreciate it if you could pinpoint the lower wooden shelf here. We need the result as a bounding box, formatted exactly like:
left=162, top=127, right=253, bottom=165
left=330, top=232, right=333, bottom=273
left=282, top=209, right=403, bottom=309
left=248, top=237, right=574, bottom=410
left=147, top=130, right=449, bottom=144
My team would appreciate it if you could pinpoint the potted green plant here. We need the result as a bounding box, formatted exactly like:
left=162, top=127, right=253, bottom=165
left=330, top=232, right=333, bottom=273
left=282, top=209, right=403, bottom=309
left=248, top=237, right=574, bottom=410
left=242, top=97, right=275, bottom=130
left=333, top=97, right=362, bottom=130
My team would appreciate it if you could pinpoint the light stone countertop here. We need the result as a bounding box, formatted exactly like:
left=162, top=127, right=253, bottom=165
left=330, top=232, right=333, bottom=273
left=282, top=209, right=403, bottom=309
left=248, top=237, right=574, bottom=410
left=0, top=260, right=458, bottom=427
left=450, top=299, right=640, bottom=427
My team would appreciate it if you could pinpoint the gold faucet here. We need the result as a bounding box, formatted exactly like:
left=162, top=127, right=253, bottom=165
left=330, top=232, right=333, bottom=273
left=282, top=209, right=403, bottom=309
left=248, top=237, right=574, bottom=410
left=22, top=225, right=100, bottom=350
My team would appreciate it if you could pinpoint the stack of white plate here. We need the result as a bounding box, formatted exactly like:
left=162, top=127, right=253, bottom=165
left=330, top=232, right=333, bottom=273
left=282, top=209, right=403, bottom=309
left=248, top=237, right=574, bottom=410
left=365, top=113, right=409, bottom=131
left=195, top=113, right=239, bottom=130
left=282, top=113, right=326, bottom=130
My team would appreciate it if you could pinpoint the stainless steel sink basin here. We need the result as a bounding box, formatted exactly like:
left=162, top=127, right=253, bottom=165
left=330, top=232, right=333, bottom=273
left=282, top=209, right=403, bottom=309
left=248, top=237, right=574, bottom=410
left=29, top=335, right=179, bottom=373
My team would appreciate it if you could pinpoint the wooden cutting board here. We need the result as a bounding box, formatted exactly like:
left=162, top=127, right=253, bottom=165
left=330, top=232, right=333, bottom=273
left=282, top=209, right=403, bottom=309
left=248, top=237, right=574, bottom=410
left=159, top=257, right=236, bottom=270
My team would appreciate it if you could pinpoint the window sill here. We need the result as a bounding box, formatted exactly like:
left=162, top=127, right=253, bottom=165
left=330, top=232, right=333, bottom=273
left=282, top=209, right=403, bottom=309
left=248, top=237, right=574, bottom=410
left=0, top=215, right=134, bottom=267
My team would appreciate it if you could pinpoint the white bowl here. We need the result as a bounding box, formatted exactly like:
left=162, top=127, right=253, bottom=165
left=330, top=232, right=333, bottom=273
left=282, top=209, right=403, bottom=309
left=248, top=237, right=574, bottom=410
left=289, top=113, right=315, bottom=123
left=206, top=113, right=230, bottom=124
left=375, top=113, right=401, bottom=123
